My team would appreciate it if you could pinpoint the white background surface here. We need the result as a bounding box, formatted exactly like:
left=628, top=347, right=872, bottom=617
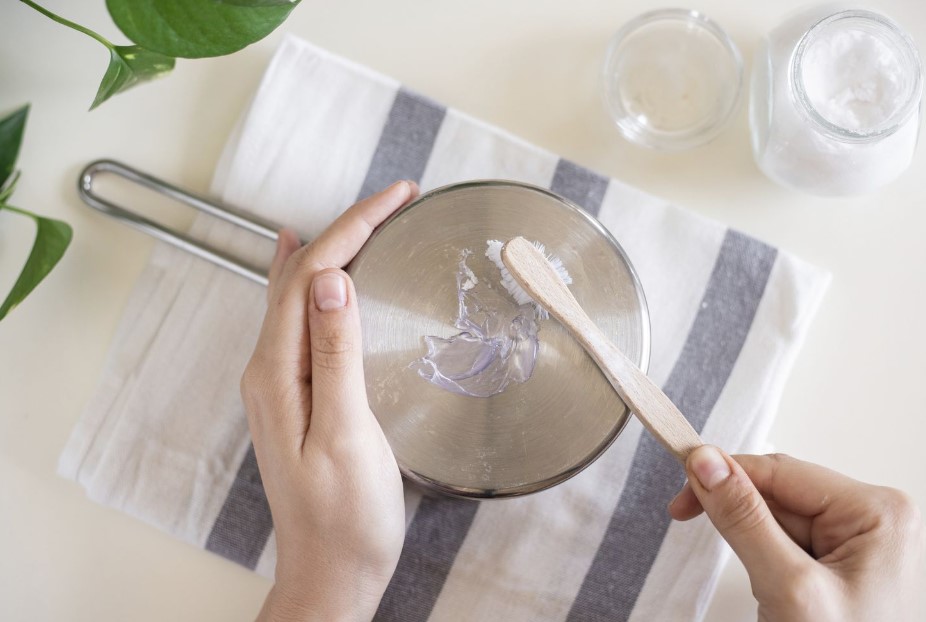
left=1, top=1, right=925, bottom=620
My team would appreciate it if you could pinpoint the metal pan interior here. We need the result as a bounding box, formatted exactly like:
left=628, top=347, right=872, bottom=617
left=348, top=181, right=650, bottom=498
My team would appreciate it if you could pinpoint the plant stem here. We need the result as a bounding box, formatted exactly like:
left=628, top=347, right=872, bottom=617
left=0, top=170, right=20, bottom=203
left=19, top=0, right=114, bottom=50
left=0, top=203, right=37, bottom=219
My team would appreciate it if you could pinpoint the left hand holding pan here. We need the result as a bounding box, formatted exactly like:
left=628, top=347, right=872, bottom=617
left=240, top=180, right=419, bottom=622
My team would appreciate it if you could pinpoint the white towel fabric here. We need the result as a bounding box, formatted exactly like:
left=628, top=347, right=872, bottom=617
left=60, top=35, right=830, bottom=621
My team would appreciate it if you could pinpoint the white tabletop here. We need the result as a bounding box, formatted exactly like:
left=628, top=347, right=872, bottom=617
left=2, top=1, right=925, bottom=620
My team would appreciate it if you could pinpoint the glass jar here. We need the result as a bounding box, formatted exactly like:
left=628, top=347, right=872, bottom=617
left=602, top=9, right=743, bottom=150
left=749, top=7, right=922, bottom=196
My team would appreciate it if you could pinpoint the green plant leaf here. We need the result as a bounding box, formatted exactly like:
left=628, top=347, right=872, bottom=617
left=0, top=206, right=73, bottom=321
left=106, top=0, right=297, bottom=59
left=214, top=0, right=295, bottom=6
left=91, top=45, right=176, bottom=110
left=0, top=105, right=29, bottom=190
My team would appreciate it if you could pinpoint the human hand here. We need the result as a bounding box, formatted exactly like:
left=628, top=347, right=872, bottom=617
left=669, top=446, right=926, bottom=621
left=240, top=181, right=419, bottom=622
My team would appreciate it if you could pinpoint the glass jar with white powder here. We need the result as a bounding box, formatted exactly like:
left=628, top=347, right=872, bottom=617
left=750, top=8, right=922, bottom=196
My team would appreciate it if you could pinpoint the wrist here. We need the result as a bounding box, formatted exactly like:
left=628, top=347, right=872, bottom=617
left=259, top=566, right=391, bottom=622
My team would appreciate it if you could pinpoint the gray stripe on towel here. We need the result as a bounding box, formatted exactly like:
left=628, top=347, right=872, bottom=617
left=205, top=444, right=273, bottom=569
left=566, top=230, right=778, bottom=621
left=205, top=86, right=448, bottom=572
left=374, top=496, right=480, bottom=621
left=550, top=159, right=610, bottom=216
left=362, top=87, right=476, bottom=622
left=357, top=88, right=447, bottom=201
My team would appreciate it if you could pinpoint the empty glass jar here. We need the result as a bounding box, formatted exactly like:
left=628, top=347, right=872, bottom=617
left=749, top=7, right=922, bottom=196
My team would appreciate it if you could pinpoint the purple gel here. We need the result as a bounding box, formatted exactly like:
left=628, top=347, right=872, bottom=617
left=411, top=249, right=541, bottom=398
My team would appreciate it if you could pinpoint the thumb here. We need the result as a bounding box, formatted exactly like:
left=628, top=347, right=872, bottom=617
left=308, top=268, right=370, bottom=430
left=686, top=445, right=807, bottom=590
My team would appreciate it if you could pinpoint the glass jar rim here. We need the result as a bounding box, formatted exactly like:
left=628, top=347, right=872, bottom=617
left=790, top=9, right=923, bottom=143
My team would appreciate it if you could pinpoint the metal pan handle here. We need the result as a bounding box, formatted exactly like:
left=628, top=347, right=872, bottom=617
left=78, top=159, right=280, bottom=286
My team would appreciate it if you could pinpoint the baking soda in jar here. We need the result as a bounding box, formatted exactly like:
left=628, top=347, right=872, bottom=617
left=749, top=7, right=922, bottom=196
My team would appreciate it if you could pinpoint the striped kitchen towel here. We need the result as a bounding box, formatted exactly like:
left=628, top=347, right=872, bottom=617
left=59, top=35, right=830, bottom=621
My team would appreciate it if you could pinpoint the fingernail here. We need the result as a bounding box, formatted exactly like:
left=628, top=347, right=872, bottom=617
left=393, top=179, right=410, bottom=198
left=690, top=446, right=731, bottom=491
left=667, top=486, right=685, bottom=510
left=314, top=273, right=347, bottom=311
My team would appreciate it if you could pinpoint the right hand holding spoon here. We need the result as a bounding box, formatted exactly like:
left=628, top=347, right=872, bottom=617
left=669, top=446, right=926, bottom=621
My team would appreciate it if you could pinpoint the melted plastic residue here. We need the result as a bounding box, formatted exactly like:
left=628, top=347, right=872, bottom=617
left=411, top=248, right=541, bottom=398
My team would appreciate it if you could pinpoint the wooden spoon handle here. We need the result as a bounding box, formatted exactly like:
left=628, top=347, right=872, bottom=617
left=575, top=316, right=702, bottom=463
left=502, top=237, right=702, bottom=463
